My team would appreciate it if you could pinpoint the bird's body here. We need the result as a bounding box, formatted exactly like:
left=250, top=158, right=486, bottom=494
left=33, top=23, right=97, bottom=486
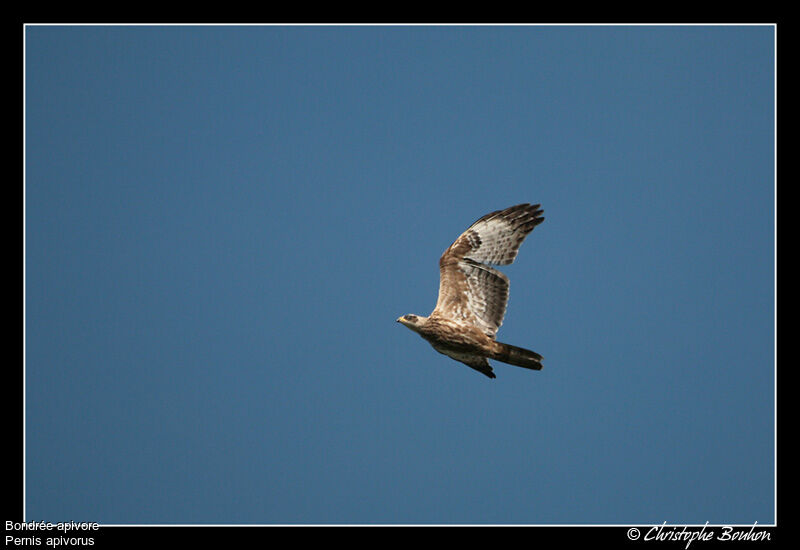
left=397, top=203, right=545, bottom=379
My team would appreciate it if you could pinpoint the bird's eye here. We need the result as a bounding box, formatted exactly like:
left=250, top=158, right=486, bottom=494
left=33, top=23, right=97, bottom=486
left=404, top=315, right=415, bottom=321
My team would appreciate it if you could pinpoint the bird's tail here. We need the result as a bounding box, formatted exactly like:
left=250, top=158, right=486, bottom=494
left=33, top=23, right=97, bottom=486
left=492, top=342, right=543, bottom=371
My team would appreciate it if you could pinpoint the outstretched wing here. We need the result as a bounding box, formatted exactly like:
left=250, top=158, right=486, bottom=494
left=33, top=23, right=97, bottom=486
left=434, top=347, right=496, bottom=379
left=448, top=203, right=545, bottom=266
left=431, top=203, right=544, bottom=338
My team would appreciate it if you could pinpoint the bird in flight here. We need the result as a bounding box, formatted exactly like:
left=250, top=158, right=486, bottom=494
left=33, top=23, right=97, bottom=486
left=397, top=203, right=545, bottom=379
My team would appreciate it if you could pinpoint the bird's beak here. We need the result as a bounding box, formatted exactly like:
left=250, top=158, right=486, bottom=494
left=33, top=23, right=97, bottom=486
left=396, top=317, right=402, bottom=323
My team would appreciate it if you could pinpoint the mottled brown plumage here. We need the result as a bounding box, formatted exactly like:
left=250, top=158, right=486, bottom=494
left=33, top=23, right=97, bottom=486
left=397, top=204, right=545, bottom=379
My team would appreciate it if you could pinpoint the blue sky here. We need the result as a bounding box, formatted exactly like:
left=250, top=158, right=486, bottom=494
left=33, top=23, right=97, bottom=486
left=24, top=25, right=774, bottom=525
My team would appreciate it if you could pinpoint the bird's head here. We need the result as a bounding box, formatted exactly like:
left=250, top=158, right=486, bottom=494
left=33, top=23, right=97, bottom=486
left=396, top=313, right=425, bottom=332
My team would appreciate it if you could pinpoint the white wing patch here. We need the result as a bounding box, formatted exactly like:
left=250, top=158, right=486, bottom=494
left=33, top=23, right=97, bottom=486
left=462, top=204, right=544, bottom=266
left=460, top=259, right=510, bottom=338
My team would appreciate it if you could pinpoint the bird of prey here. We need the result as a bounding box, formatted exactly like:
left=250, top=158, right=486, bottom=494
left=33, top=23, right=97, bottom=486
left=397, top=203, right=545, bottom=379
